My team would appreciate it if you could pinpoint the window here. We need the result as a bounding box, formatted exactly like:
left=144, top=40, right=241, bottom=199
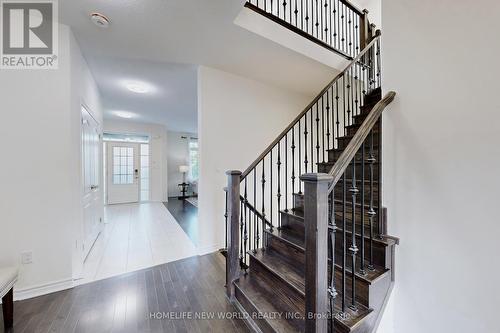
left=140, top=144, right=150, bottom=201
left=189, top=140, right=199, bottom=181
left=113, top=147, right=134, bottom=184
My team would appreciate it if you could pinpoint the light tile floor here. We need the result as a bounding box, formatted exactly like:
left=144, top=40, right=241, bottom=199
left=78, top=202, right=197, bottom=285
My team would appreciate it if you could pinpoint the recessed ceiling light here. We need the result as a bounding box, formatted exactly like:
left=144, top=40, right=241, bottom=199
left=90, top=13, right=110, bottom=28
left=112, top=111, right=137, bottom=119
left=126, top=82, right=149, bottom=94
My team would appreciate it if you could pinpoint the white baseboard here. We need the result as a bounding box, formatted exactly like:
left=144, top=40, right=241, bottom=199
left=13, top=278, right=74, bottom=301
left=197, top=243, right=222, bottom=256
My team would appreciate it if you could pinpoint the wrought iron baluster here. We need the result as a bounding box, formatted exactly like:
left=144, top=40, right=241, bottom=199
left=340, top=173, right=347, bottom=318
left=285, top=133, right=288, bottom=212
left=343, top=75, right=347, bottom=137
left=348, top=10, right=352, bottom=57
left=368, top=129, right=375, bottom=269
left=294, top=0, right=298, bottom=26
left=283, top=0, right=287, bottom=22
left=304, top=111, right=309, bottom=173
left=321, top=96, right=325, bottom=163
left=305, top=0, right=309, bottom=33
left=327, top=0, right=331, bottom=46
left=347, top=68, right=351, bottom=127
left=316, top=103, right=320, bottom=167
left=360, top=142, right=366, bottom=275
left=310, top=109, right=314, bottom=171
left=277, top=141, right=282, bottom=228
left=336, top=83, right=340, bottom=145
left=333, top=0, right=337, bottom=49
left=340, top=3, right=345, bottom=53
left=253, top=169, right=258, bottom=253
left=315, top=0, right=319, bottom=38
left=270, top=149, right=273, bottom=232
left=326, top=90, right=331, bottom=153
left=240, top=200, right=245, bottom=268
left=328, top=188, right=337, bottom=325
left=298, top=119, right=302, bottom=194
left=261, top=159, right=266, bottom=249
left=349, top=157, right=358, bottom=311
left=291, top=127, right=296, bottom=202
left=244, top=178, right=249, bottom=269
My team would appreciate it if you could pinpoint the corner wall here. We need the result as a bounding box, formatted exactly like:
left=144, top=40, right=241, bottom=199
left=197, top=66, right=311, bottom=254
left=0, top=25, right=103, bottom=298
left=379, top=1, right=500, bottom=332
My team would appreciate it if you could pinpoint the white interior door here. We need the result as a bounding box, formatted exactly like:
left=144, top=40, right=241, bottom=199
left=82, top=106, right=102, bottom=259
left=107, top=142, right=140, bottom=204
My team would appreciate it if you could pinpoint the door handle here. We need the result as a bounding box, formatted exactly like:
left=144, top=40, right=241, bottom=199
left=91, top=185, right=99, bottom=190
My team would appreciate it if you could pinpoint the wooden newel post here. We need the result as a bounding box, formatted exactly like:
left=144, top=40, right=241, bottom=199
left=226, top=170, right=241, bottom=300
left=301, top=173, right=333, bottom=333
left=359, top=9, right=369, bottom=50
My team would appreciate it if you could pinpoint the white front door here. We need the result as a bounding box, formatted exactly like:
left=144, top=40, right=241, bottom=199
left=106, top=142, right=140, bottom=204
left=82, top=106, right=102, bottom=259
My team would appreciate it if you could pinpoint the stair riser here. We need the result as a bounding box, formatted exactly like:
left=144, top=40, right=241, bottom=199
left=336, top=134, right=380, bottom=150
left=234, top=285, right=276, bottom=333
left=332, top=267, right=370, bottom=308
left=292, top=194, right=380, bottom=215
left=249, top=256, right=305, bottom=313
left=267, top=231, right=305, bottom=267
left=334, top=232, right=387, bottom=269
left=328, top=149, right=380, bottom=165
left=280, top=212, right=305, bottom=235
left=364, top=92, right=382, bottom=105
left=318, top=162, right=380, bottom=177
left=346, top=123, right=380, bottom=137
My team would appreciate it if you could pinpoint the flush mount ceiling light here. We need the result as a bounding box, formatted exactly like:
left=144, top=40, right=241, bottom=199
left=112, top=111, right=137, bottom=119
left=122, top=80, right=157, bottom=94
left=90, top=12, right=110, bottom=28
left=126, top=82, right=149, bottom=94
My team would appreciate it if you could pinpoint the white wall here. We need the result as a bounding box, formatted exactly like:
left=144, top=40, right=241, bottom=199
left=0, top=25, right=102, bottom=298
left=379, top=1, right=500, bottom=332
left=103, top=120, right=168, bottom=202
left=197, top=66, right=311, bottom=254
left=167, top=131, right=197, bottom=198
left=69, top=28, right=104, bottom=281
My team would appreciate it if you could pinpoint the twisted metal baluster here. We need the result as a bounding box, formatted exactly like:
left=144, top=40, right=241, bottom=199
left=277, top=141, right=282, bottom=229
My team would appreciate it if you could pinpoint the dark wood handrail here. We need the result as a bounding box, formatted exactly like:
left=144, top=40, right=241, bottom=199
left=339, top=0, right=365, bottom=16
left=240, top=30, right=382, bottom=179
left=327, top=91, right=396, bottom=192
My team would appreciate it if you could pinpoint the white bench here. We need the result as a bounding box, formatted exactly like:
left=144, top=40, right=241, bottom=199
left=0, top=267, right=17, bottom=329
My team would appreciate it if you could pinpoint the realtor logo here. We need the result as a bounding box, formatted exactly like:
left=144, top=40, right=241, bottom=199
left=1, top=0, right=58, bottom=69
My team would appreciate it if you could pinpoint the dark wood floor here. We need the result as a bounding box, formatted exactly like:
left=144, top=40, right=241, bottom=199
left=0, top=253, right=249, bottom=333
left=164, top=198, right=198, bottom=245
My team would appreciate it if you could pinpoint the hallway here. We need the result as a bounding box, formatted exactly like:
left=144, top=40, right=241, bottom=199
left=79, top=202, right=197, bottom=284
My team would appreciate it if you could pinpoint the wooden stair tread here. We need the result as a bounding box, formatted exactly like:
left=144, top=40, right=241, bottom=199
left=268, top=222, right=389, bottom=284
left=266, top=227, right=305, bottom=250
left=235, top=274, right=303, bottom=333
left=333, top=226, right=397, bottom=247
left=249, top=249, right=305, bottom=296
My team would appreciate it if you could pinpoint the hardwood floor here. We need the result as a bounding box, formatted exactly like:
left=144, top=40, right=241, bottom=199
left=0, top=253, right=249, bottom=333
left=164, top=199, right=198, bottom=245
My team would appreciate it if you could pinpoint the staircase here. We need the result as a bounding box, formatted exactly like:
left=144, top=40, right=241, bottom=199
left=223, top=2, right=398, bottom=332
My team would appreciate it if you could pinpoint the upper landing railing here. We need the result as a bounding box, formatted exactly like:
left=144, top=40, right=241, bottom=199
left=245, top=0, right=372, bottom=59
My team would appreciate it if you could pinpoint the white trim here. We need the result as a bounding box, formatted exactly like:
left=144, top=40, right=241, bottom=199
left=197, top=243, right=221, bottom=256
left=12, top=278, right=74, bottom=301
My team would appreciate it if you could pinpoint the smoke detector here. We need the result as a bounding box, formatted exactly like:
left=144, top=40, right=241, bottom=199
left=90, top=13, right=110, bottom=28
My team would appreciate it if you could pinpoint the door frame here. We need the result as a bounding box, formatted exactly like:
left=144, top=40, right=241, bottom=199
left=80, top=104, right=103, bottom=261
left=105, top=141, right=141, bottom=205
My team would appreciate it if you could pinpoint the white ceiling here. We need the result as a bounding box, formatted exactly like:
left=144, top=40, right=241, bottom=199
left=60, top=0, right=338, bottom=133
